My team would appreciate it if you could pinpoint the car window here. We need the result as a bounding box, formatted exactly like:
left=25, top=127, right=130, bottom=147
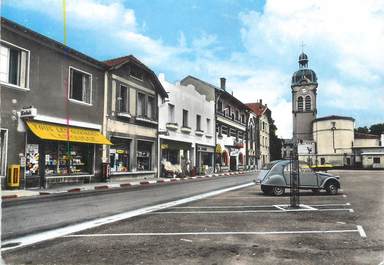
left=262, top=161, right=278, bottom=170
left=283, top=164, right=291, bottom=178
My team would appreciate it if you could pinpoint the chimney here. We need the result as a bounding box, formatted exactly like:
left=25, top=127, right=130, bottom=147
left=220, top=77, right=226, bottom=91
left=259, top=99, right=262, bottom=104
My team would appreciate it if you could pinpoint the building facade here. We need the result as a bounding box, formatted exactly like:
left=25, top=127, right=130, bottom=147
left=181, top=76, right=249, bottom=173
left=158, top=75, right=215, bottom=176
left=0, top=17, right=110, bottom=188
left=246, top=101, right=271, bottom=168
left=102, top=56, right=167, bottom=180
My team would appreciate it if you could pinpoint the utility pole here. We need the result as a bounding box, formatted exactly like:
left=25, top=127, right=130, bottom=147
left=290, top=118, right=300, bottom=208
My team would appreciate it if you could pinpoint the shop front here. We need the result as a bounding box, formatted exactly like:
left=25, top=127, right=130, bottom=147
left=24, top=120, right=111, bottom=188
left=160, top=139, right=192, bottom=177
left=196, top=144, right=214, bottom=175
left=247, top=149, right=256, bottom=170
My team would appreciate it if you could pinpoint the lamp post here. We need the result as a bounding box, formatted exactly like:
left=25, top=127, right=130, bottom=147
left=331, top=122, right=336, bottom=153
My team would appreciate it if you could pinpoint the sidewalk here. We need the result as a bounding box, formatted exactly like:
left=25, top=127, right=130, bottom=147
left=1, top=170, right=258, bottom=200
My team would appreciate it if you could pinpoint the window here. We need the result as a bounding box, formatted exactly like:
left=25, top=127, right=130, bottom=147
left=297, top=96, right=303, bottom=111
left=130, top=65, right=143, bottom=80
left=0, top=42, right=29, bottom=88
left=118, top=85, right=128, bottom=113
left=235, top=110, right=239, bottom=121
left=221, top=126, right=228, bottom=136
left=206, top=119, right=211, bottom=134
left=373, top=157, right=380, bottom=164
left=182, top=109, right=189, bottom=127
left=137, top=141, right=152, bottom=171
left=230, top=128, right=237, bottom=137
left=147, top=96, right=155, bottom=119
left=168, top=104, right=175, bottom=123
left=0, top=129, right=7, bottom=176
left=226, top=105, right=231, bottom=117
left=110, top=138, right=130, bottom=173
left=69, top=67, right=92, bottom=104
left=241, top=114, right=245, bottom=124
left=196, top=115, right=201, bottom=131
left=217, top=100, right=223, bottom=112
left=305, top=95, right=311, bottom=111
left=137, top=92, right=146, bottom=117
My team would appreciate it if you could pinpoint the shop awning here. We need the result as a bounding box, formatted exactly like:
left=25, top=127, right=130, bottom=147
left=26, top=121, right=112, bottom=145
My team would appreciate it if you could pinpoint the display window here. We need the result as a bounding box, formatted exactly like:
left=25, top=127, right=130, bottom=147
left=110, top=138, right=130, bottom=173
left=137, top=141, right=152, bottom=171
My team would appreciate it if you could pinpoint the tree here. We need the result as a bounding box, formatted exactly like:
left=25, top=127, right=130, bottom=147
left=354, top=126, right=369, bottom=134
left=269, top=119, right=282, bottom=160
left=369, top=123, right=384, bottom=136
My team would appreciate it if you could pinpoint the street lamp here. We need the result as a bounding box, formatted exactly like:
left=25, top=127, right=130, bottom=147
left=331, top=122, right=336, bottom=153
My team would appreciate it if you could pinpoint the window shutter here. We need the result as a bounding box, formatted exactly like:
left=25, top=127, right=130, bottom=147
left=19, top=50, right=27, bottom=88
left=0, top=46, right=9, bottom=83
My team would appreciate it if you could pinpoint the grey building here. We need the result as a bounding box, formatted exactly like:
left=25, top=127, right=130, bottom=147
left=102, top=56, right=167, bottom=180
left=0, top=17, right=110, bottom=188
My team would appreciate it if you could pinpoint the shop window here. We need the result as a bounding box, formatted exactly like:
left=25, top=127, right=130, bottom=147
left=110, top=138, right=130, bottom=173
left=69, top=67, right=92, bottom=104
left=147, top=96, right=155, bottom=120
left=137, top=141, right=152, bottom=171
left=118, top=85, right=129, bottom=113
left=137, top=92, right=146, bottom=117
left=297, top=96, right=303, bottom=111
left=196, top=115, right=201, bottom=131
left=168, top=104, right=175, bottom=123
left=373, top=157, right=380, bottom=164
left=57, top=143, right=92, bottom=175
left=26, top=144, right=39, bottom=177
left=305, top=95, right=311, bottom=111
left=0, top=42, right=29, bottom=88
left=182, top=109, right=189, bottom=127
left=0, top=130, right=8, bottom=176
left=130, top=65, right=144, bottom=80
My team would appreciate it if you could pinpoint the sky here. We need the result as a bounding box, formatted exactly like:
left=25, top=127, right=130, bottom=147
left=2, top=0, right=383, bottom=138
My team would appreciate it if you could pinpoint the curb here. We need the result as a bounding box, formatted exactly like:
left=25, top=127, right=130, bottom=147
left=1, top=170, right=257, bottom=200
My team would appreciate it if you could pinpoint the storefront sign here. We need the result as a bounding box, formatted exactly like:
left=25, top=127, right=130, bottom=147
left=160, top=144, right=169, bottom=149
left=20, top=107, right=37, bottom=118
left=230, top=148, right=239, bottom=156
left=197, top=146, right=214, bottom=153
left=215, top=144, right=222, bottom=154
left=116, top=149, right=125, bottom=154
left=20, top=156, right=26, bottom=167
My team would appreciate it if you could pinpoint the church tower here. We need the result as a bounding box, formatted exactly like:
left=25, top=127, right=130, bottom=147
left=291, top=52, right=318, bottom=142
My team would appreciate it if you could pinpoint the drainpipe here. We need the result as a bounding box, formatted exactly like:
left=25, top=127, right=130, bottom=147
left=102, top=71, right=108, bottom=163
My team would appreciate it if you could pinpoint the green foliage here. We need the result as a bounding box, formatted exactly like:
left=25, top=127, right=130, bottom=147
left=269, top=118, right=282, bottom=160
left=355, top=123, right=384, bottom=135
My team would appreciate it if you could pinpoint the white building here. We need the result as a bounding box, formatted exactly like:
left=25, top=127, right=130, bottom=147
left=158, top=74, right=215, bottom=176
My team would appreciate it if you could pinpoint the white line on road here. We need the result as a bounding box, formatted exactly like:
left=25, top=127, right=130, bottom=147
left=356, top=225, right=367, bottom=238
left=65, top=227, right=365, bottom=238
left=343, top=194, right=347, bottom=198
left=1, top=182, right=255, bottom=252
left=150, top=208, right=354, bottom=214
left=172, top=203, right=351, bottom=209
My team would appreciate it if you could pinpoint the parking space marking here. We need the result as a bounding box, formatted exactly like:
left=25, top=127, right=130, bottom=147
left=273, top=204, right=318, bottom=211
left=65, top=225, right=366, bottom=238
left=151, top=208, right=354, bottom=214
left=1, top=182, right=255, bottom=252
left=172, top=202, right=351, bottom=209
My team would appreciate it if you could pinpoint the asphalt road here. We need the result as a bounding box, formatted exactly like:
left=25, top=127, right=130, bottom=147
left=3, top=170, right=384, bottom=265
left=1, top=173, right=256, bottom=240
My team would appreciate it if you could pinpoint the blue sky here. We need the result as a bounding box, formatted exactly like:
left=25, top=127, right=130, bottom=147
left=2, top=0, right=383, bottom=138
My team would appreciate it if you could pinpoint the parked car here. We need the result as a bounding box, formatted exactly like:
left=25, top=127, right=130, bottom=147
left=255, top=160, right=341, bottom=196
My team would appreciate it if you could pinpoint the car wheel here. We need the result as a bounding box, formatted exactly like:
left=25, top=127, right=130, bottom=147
left=326, top=182, right=338, bottom=195
left=312, top=188, right=321, bottom=193
left=261, top=185, right=272, bottom=195
left=272, top=186, right=285, bottom=196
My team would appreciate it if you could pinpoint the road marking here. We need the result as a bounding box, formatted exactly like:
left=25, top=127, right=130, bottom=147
left=342, top=194, right=347, bottom=198
left=150, top=208, right=354, bottom=214
left=1, top=182, right=255, bottom=252
left=172, top=203, right=351, bottom=209
left=356, top=225, right=367, bottom=238
left=273, top=204, right=318, bottom=211
left=65, top=227, right=365, bottom=238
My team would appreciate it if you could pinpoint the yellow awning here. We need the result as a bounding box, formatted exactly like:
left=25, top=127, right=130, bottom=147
left=26, top=121, right=112, bottom=145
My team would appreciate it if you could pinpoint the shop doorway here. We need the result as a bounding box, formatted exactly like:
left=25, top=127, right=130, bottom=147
left=230, top=156, right=237, bottom=171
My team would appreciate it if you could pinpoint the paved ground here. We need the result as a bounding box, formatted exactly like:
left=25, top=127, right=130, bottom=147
left=2, top=170, right=384, bottom=265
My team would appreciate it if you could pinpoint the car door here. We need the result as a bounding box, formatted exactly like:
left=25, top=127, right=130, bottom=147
left=299, top=163, right=318, bottom=187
